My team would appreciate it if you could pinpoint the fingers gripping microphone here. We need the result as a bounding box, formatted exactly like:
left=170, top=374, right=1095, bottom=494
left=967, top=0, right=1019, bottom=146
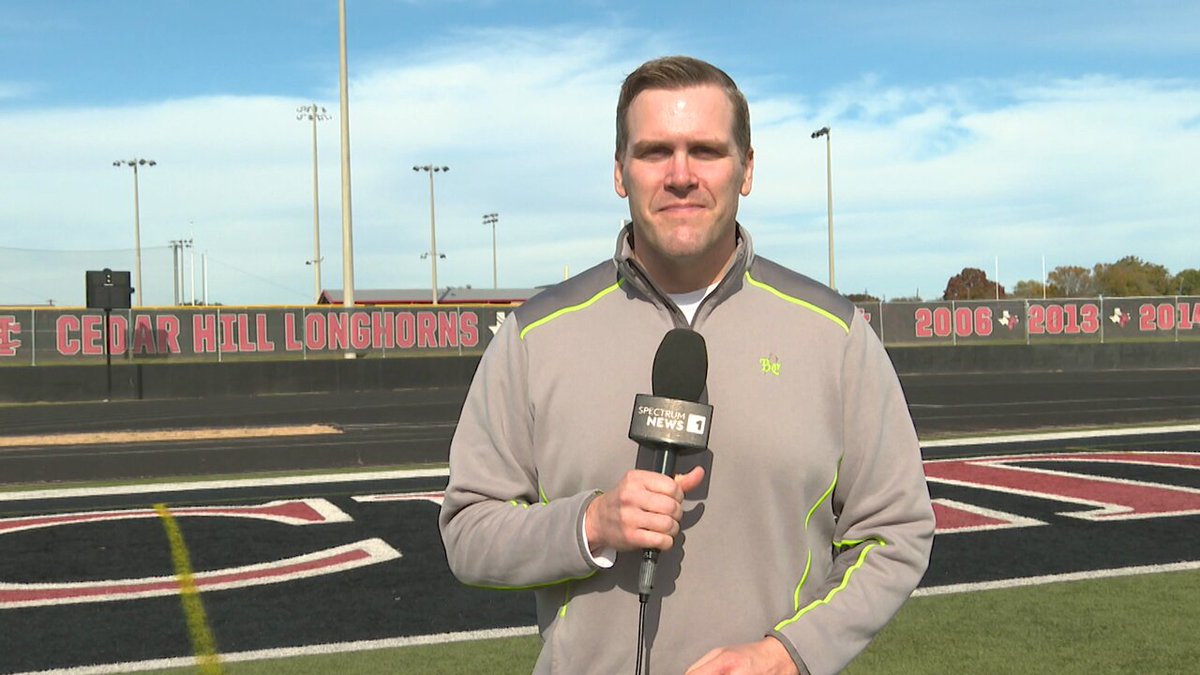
left=628, top=328, right=712, bottom=601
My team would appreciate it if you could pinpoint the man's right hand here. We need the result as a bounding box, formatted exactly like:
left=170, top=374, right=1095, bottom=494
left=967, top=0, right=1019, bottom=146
left=584, top=466, right=705, bottom=554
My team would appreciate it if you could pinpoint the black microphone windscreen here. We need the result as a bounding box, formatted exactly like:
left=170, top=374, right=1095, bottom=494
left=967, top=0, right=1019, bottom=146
left=651, top=328, right=708, bottom=402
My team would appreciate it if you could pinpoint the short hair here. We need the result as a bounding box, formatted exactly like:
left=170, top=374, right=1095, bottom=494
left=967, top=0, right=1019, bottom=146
left=615, top=56, right=751, bottom=163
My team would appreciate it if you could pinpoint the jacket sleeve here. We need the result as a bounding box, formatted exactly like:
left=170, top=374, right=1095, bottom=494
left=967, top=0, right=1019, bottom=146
left=771, top=315, right=935, bottom=675
left=438, top=317, right=602, bottom=589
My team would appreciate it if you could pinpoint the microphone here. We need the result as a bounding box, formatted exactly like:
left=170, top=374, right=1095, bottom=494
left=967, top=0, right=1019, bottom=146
left=628, top=328, right=712, bottom=601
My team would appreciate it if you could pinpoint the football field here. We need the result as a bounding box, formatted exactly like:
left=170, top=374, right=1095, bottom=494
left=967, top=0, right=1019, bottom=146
left=0, top=377, right=1197, bottom=674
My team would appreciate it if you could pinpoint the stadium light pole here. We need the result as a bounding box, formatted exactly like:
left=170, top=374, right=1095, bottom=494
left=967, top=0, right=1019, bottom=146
left=414, top=165, right=449, bottom=304
left=337, top=0, right=356, bottom=309
left=183, top=237, right=194, bottom=304
left=483, top=212, right=499, bottom=289
left=168, top=239, right=182, bottom=305
left=297, top=103, right=331, bottom=303
left=113, top=158, right=155, bottom=307
left=811, top=126, right=834, bottom=291
left=168, top=238, right=192, bottom=305
left=188, top=221, right=196, bottom=305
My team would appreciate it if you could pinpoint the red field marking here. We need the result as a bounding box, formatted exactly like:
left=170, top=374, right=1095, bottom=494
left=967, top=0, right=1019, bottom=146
left=925, top=451, right=1200, bottom=521
left=0, top=499, right=352, bottom=536
left=1009, top=451, right=1200, bottom=469
left=932, top=499, right=1046, bottom=534
left=0, top=538, right=401, bottom=609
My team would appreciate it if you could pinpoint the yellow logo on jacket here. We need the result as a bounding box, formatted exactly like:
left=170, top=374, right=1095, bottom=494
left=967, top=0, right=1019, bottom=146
left=759, top=355, right=781, bottom=376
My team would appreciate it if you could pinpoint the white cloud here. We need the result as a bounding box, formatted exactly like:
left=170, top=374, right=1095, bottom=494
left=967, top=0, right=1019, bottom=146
left=1, top=27, right=1198, bottom=307
left=0, top=28, right=646, bottom=305
left=752, top=73, right=1200, bottom=296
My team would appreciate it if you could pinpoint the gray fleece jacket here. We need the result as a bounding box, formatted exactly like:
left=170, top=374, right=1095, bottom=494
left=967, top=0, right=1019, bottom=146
left=439, top=225, right=934, bottom=674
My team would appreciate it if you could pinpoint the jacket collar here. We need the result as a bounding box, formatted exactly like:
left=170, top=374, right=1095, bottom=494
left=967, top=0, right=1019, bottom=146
left=613, top=222, right=754, bottom=324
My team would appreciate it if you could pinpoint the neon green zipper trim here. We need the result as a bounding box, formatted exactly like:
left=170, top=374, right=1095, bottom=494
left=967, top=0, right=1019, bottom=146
left=480, top=482, right=588, bottom=591
left=559, top=582, right=574, bottom=617
left=519, top=279, right=625, bottom=340
left=834, top=538, right=874, bottom=550
left=508, top=480, right=548, bottom=510
left=775, top=538, right=888, bottom=631
left=744, top=272, right=850, bottom=334
left=789, top=467, right=839, bottom=611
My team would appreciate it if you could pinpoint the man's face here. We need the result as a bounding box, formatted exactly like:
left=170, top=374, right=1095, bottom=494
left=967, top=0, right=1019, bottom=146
left=615, top=84, right=753, bottom=288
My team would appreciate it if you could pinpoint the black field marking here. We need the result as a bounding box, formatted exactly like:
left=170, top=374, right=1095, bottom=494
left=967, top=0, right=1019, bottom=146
left=2, top=438, right=1199, bottom=674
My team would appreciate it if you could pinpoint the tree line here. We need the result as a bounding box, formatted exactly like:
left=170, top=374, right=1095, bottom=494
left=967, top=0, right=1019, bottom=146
left=845, top=256, right=1200, bottom=303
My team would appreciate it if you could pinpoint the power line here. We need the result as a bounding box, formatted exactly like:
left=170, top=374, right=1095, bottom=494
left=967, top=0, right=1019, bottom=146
left=204, top=255, right=310, bottom=301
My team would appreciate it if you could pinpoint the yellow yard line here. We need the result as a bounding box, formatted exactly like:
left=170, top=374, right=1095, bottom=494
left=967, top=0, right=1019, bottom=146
left=155, top=503, right=225, bottom=675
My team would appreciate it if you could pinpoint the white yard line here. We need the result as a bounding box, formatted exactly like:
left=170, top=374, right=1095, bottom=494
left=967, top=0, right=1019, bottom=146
left=920, top=422, right=1200, bottom=447
left=914, top=560, right=1200, bottom=597
left=17, top=561, right=1200, bottom=675
left=12, top=626, right=540, bottom=675
left=0, top=467, right=450, bottom=502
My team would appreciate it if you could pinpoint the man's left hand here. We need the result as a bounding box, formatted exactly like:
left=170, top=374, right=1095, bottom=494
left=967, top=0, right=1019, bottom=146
left=684, top=637, right=799, bottom=675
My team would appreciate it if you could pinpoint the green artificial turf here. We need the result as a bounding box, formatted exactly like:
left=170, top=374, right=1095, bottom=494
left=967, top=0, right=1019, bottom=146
left=845, top=568, right=1200, bottom=674
left=141, top=569, right=1199, bottom=675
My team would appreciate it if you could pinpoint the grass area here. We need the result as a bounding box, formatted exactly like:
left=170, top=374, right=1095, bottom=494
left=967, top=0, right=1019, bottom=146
left=846, top=568, right=1200, bottom=674
left=138, top=569, right=1200, bottom=675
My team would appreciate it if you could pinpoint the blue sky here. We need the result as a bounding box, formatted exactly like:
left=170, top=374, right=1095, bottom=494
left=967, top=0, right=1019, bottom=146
left=1, top=1, right=1198, bottom=305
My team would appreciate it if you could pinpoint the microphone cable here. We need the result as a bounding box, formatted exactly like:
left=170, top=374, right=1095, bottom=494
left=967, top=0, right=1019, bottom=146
left=636, top=592, right=648, bottom=675
left=634, top=452, right=669, bottom=675
left=635, top=448, right=672, bottom=674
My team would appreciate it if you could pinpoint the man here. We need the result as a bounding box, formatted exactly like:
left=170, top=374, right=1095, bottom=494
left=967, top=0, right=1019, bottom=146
left=440, top=56, right=934, bottom=674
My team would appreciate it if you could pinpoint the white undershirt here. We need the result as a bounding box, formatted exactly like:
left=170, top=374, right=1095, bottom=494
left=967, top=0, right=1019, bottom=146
left=582, top=519, right=616, bottom=568
left=667, top=283, right=719, bottom=323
